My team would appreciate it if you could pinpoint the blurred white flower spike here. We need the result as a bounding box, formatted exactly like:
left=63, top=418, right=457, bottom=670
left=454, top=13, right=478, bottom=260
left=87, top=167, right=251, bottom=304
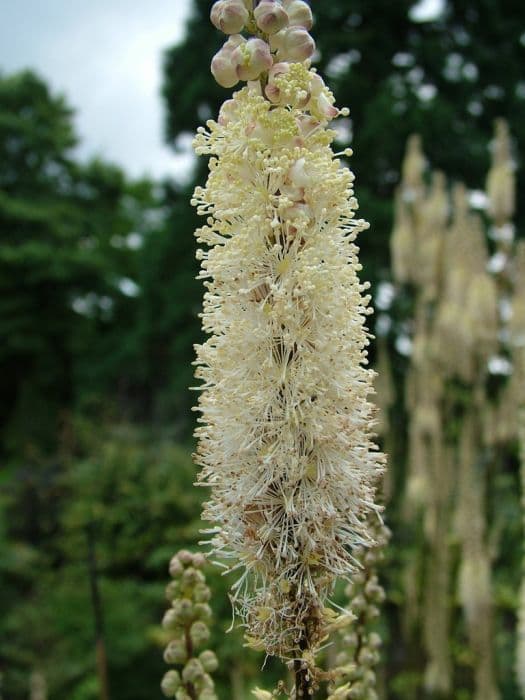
left=192, top=0, right=385, bottom=693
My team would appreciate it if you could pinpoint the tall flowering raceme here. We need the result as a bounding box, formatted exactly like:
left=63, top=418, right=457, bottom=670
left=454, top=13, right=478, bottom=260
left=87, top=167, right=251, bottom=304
left=390, top=122, right=522, bottom=698
left=191, top=0, right=384, bottom=694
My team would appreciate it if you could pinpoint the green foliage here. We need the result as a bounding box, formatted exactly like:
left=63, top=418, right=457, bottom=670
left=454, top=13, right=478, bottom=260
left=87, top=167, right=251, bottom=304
left=0, top=70, right=167, bottom=458
left=0, top=422, right=199, bottom=699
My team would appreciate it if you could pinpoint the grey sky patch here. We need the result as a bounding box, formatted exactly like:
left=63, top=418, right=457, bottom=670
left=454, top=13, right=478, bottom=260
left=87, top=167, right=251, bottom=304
left=0, top=0, right=193, bottom=179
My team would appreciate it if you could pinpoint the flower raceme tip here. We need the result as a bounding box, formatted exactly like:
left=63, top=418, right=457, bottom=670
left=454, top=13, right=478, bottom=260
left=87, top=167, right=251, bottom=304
left=210, top=0, right=316, bottom=89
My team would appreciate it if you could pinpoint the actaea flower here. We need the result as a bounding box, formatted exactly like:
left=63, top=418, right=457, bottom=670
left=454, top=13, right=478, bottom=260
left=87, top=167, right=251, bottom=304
left=192, top=0, right=384, bottom=682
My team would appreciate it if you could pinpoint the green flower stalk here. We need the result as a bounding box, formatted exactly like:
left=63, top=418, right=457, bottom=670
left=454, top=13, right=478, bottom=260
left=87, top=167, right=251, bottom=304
left=327, top=518, right=389, bottom=700
left=192, top=0, right=385, bottom=693
left=161, top=551, right=218, bottom=700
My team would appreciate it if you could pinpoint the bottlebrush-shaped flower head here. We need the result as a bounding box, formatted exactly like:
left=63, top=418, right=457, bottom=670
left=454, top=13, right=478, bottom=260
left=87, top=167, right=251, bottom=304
left=193, top=0, right=385, bottom=675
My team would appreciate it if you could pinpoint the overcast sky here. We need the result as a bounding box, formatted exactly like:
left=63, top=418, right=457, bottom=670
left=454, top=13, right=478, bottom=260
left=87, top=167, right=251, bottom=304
left=0, top=0, right=444, bottom=181
left=0, top=0, right=193, bottom=180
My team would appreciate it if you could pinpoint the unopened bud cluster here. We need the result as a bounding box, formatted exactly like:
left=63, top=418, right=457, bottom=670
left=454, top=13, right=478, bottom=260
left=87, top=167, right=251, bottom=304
left=211, top=0, right=315, bottom=89
left=161, top=551, right=218, bottom=700
left=328, top=522, right=389, bottom=700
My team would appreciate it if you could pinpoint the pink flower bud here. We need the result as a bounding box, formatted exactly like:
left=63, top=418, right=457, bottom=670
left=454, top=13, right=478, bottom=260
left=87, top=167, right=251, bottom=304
left=211, top=35, right=245, bottom=88
left=265, top=83, right=281, bottom=103
left=281, top=181, right=304, bottom=203
left=211, top=0, right=249, bottom=35
left=269, top=29, right=286, bottom=53
left=296, top=114, right=321, bottom=137
left=232, top=38, right=273, bottom=82
left=279, top=26, right=316, bottom=62
left=254, top=0, right=289, bottom=35
left=282, top=0, right=314, bottom=30
left=264, top=62, right=289, bottom=103
left=316, top=91, right=339, bottom=120
left=269, top=61, right=290, bottom=81
left=289, top=157, right=312, bottom=188
left=211, top=54, right=239, bottom=88
left=218, top=99, right=237, bottom=125
left=309, top=74, right=338, bottom=119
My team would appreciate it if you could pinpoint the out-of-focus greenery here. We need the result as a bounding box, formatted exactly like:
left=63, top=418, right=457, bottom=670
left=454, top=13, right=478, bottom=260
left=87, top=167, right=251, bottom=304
left=1, top=1, right=524, bottom=698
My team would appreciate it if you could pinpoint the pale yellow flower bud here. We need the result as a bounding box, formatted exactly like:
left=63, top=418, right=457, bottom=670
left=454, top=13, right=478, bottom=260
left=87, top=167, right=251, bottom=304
left=251, top=689, right=274, bottom=700
left=328, top=683, right=352, bottom=699
left=199, top=650, right=219, bottom=673
left=164, top=639, right=188, bottom=665
left=182, top=658, right=205, bottom=684
left=192, top=552, right=207, bottom=568
left=193, top=583, right=212, bottom=603
left=175, top=690, right=191, bottom=700
left=176, top=550, right=193, bottom=565
left=193, top=603, right=213, bottom=622
left=165, top=580, right=180, bottom=601
left=199, top=691, right=218, bottom=700
left=162, top=608, right=182, bottom=632
left=211, top=0, right=249, bottom=35
left=254, top=0, right=289, bottom=34
left=169, top=556, right=184, bottom=578
left=161, top=670, right=181, bottom=697
left=171, top=598, right=194, bottom=624
left=181, top=567, right=205, bottom=588
left=232, top=38, right=273, bottom=82
left=190, top=620, right=210, bottom=647
left=283, top=0, right=314, bottom=29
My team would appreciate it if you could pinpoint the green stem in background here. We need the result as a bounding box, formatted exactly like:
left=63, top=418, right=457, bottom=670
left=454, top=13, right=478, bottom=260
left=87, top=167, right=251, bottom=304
left=86, top=523, right=111, bottom=700
left=184, top=625, right=198, bottom=700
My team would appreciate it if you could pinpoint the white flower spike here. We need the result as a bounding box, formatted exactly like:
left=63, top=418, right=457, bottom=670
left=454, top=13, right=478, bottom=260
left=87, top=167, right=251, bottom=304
left=194, top=1, right=385, bottom=690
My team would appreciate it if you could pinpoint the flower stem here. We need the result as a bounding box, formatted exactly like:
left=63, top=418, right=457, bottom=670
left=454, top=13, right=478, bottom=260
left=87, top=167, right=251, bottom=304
left=294, top=662, right=312, bottom=698
left=184, top=624, right=198, bottom=700
left=294, top=625, right=314, bottom=699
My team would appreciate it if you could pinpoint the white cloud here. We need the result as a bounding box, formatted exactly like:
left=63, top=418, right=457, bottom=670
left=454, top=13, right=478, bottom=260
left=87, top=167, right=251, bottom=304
left=0, top=0, right=193, bottom=179
left=409, top=0, right=446, bottom=23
